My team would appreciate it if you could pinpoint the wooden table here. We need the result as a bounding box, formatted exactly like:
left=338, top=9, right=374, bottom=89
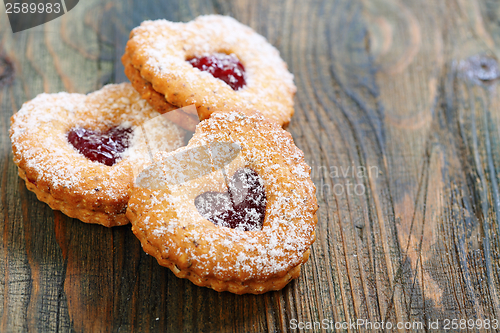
left=1, top=0, right=500, bottom=331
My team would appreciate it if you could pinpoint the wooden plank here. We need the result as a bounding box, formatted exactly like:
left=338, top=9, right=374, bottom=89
left=1, top=0, right=500, bottom=331
left=364, top=0, right=500, bottom=328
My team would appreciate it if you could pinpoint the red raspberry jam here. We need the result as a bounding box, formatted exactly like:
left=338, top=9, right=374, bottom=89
left=67, top=126, right=133, bottom=166
left=187, top=53, right=246, bottom=91
left=194, top=168, right=266, bottom=231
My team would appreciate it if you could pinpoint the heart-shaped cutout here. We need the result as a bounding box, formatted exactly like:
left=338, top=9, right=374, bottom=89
left=67, top=126, right=133, bottom=166
left=187, top=53, right=246, bottom=91
left=194, top=168, right=266, bottom=231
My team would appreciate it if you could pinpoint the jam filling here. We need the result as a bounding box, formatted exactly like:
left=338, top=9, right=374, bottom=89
left=194, top=168, right=266, bottom=231
left=67, top=126, right=133, bottom=166
left=187, top=53, right=246, bottom=91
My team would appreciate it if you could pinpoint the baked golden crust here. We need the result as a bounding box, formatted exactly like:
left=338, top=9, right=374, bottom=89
left=123, top=52, right=199, bottom=131
left=122, top=15, right=296, bottom=127
left=10, top=83, right=185, bottom=227
left=127, top=111, right=317, bottom=293
left=123, top=51, right=178, bottom=115
left=18, top=168, right=129, bottom=226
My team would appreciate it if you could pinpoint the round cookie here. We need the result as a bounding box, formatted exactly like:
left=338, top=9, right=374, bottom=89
left=10, top=83, right=185, bottom=227
left=126, top=111, right=317, bottom=294
left=122, top=15, right=296, bottom=127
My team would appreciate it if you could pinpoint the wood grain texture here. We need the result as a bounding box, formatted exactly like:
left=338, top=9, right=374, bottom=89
left=1, top=0, right=500, bottom=331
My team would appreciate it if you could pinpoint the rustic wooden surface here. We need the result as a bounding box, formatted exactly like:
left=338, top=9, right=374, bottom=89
left=1, top=0, right=500, bottom=331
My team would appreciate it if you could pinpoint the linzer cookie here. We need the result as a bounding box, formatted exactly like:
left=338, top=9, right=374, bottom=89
left=126, top=111, right=318, bottom=294
left=122, top=15, right=297, bottom=127
left=10, top=83, right=185, bottom=227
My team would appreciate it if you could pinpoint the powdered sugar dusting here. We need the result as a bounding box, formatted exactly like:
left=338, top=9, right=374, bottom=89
left=127, top=15, right=296, bottom=125
left=10, top=83, right=185, bottom=208
left=130, top=111, right=317, bottom=281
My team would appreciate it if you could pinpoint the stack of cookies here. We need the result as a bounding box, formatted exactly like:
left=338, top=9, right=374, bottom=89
left=10, top=15, right=317, bottom=294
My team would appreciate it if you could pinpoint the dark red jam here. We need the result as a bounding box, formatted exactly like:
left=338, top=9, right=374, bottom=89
left=187, top=53, right=246, bottom=91
left=67, top=126, right=133, bottom=166
left=194, top=168, right=266, bottom=231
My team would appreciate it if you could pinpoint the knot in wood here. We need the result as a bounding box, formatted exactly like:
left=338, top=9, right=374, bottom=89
left=458, top=55, right=500, bottom=86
